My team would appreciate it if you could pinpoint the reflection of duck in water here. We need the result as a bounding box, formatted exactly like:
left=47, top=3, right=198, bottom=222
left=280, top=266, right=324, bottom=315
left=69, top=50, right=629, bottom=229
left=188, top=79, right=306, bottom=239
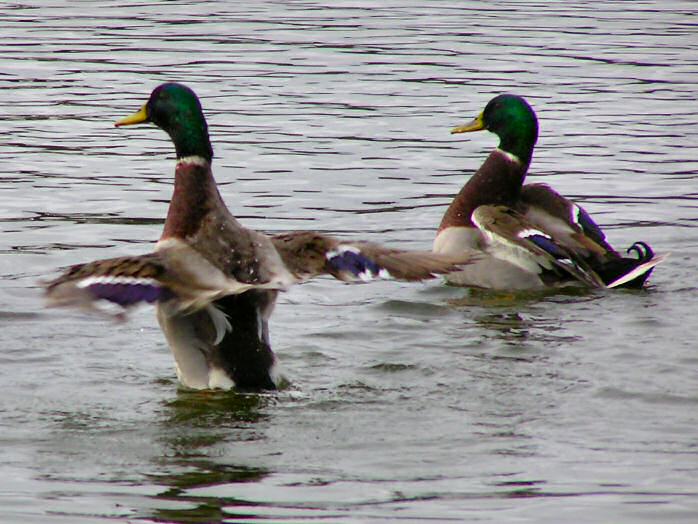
left=45, top=83, right=468, bottom=392
left=152, top=390, right=269, bottom=523
left=434, top=94, right=666, bottom=290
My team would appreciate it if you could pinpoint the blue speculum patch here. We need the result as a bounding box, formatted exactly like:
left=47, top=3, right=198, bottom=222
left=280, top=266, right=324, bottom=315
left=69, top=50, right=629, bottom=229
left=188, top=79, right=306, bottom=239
left=527, top=234, right=568, bottom=259
left=328, top=250, right=382, bottom=278
left=87, top=282, right=171, bottom=307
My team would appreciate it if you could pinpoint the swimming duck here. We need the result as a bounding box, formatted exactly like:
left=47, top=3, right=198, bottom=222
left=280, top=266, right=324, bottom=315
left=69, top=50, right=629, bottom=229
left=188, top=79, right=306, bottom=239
left=433, top=94, right=665, bottom=290
left=45, top=83, right=468, bottom=391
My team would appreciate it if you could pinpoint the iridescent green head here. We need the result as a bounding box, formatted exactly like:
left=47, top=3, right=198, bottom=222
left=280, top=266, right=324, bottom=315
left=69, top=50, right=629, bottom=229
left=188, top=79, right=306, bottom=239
left=452, top=94, right=538, bottom=165
left=116, top=83, right=213, bottom=161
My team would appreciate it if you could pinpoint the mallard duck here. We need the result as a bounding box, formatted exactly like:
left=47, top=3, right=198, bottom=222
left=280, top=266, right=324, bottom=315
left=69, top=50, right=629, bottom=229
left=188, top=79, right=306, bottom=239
left=45, top=83, right=469, bottom=391
left=433, top=94, right=666, bottom=290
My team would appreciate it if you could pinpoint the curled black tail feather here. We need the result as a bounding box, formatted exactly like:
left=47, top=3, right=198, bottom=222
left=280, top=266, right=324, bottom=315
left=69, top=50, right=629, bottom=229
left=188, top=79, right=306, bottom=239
left=627, top=241, right=654, bottom=262
left=594, top=241, right=656, bottom=289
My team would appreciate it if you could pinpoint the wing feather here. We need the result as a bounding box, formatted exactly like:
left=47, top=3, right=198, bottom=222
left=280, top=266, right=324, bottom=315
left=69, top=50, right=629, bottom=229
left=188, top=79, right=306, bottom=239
left=472, top=205, right=606, bottom=288
left=272, top=231, right=471, bottom=283
left=44, top=254, right=174, bottom=318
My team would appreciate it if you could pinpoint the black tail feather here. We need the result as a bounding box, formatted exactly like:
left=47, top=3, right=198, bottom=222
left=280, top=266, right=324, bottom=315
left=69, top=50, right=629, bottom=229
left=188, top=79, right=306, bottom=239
left=214, top=290, right=278, bottom=391
left=626, top=241, right=654, bottom=262
left=595, top=241, right=656, bottom=289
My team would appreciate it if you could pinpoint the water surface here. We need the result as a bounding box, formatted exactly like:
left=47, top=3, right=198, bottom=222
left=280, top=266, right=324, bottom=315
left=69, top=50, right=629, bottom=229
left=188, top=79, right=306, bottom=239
left=1, top=1, right=697, bottom=522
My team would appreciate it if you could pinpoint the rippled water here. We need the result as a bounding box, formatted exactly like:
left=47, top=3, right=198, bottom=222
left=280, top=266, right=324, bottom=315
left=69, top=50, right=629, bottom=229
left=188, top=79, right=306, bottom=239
left=1, top=1, right=697, bottom=522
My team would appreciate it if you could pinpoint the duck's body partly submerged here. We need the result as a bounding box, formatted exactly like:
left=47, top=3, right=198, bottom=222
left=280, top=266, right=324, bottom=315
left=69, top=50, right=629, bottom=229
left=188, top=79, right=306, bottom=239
left=434, top=94, right=665, bottom=291
left=45, top=83, right=468, bottom=391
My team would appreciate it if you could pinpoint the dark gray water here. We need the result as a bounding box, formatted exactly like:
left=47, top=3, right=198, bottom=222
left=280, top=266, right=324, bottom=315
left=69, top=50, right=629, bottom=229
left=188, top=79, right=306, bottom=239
left=1, top=1, right=697, bottom=522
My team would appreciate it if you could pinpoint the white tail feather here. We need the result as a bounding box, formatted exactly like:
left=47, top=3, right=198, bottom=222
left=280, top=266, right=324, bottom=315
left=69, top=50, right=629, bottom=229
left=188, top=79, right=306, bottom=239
left=206, top=304, right=233, bottom=345
left=606, top=254, right=669, bottom=289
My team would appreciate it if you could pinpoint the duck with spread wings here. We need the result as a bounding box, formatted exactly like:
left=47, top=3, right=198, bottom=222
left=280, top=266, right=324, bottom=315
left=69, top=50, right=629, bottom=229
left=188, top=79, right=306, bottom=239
left=45, top=83, right=471, bottom=391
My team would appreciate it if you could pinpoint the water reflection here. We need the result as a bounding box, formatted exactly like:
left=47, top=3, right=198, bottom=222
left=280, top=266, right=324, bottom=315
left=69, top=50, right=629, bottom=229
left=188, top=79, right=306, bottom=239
left=159, top=389, right=270, bottom=429
left=147, top=391, right=272, bottom=523
left=444, top=287, right=594, bottom=350
left=148, top=462, right=268, bottom=524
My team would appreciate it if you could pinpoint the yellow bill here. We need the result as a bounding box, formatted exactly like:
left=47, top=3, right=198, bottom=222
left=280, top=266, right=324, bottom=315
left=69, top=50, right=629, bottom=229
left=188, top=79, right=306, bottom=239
left=114, top=104, right=148, bottom=127
left=451, top=112, right=485, bottom=134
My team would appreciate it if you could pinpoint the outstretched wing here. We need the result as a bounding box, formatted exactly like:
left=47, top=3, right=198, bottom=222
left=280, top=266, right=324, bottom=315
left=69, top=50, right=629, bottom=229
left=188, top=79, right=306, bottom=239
left=44, top=253, right=175, bottom=319
left=472, top=205, right=606, bottom=288
left=44, top=238, right=293, bottom=319
left=271, top=231, right=471, bottom=284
